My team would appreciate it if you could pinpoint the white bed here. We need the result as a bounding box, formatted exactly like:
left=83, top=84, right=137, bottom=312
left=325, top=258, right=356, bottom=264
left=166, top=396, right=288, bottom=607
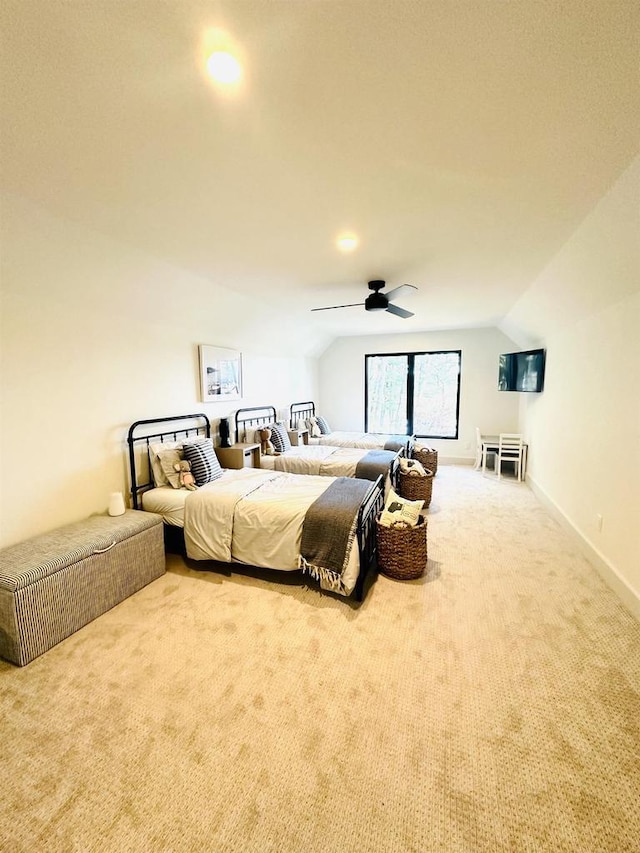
left=260, top=443, right=368, bottom=476
left=142, top=467, right=362, bottom=596
left=289, top=402, right=414, bottom=454
left=235, top=405, right=399, bottom=487
left=305, top=430, right=408, bottom=450
left=128, top=414, right=384, bottom=599
left=259, top=443, right=396, bottom=489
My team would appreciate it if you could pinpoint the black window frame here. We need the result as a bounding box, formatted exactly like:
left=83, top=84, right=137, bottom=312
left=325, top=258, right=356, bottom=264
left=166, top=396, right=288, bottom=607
left=364, top=350, right=462, bottom=440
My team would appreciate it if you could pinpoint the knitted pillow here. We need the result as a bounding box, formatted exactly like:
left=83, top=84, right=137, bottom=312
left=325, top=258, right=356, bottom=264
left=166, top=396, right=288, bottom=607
left=182, top=440, right=223, bottom=486
left=269, top=422, right=291, bottom=453
left=315, top=415, right=331, bottom=435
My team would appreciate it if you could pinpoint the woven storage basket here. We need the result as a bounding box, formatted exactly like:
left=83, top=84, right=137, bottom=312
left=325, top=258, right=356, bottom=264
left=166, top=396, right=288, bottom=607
left=399, top=468, right=434, bottom=507
left=412, top=447, right=438, bottom=475
left=376, top=515, right=428, bottom=580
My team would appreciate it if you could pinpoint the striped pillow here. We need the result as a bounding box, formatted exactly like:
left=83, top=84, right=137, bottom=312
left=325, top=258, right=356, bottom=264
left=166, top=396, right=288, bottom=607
left=182, top=441, right=223, bottom=486
left=316, top=415, right=331, bottom=435
left=269, top=422, right=291, bottom=453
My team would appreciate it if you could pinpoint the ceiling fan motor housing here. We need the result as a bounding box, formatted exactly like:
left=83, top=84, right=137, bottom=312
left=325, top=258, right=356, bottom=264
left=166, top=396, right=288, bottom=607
left=365, top=292, right=389, bottom=311
left=365, top=279, right=388, bottom=311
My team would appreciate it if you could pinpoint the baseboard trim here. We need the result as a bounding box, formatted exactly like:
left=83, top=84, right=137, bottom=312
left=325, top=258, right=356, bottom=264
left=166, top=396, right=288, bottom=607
left=440, top=456, right=475, bottom=466
left=527, top=474, right=640, bottom=621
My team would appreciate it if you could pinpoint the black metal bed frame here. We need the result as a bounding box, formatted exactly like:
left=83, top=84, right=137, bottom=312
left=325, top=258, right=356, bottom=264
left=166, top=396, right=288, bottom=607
left=352, top=475, right=384, bottom=600
left=127, top=413, right=211, bottom=510
left=235, top=405, right=278, bottom=441
left=290, top=401, right=315, bottom=428
left=126, top=412, right=383, bottom=601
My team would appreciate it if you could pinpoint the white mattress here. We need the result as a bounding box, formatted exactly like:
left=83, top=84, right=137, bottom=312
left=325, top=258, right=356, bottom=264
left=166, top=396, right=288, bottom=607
left=142, top=485, right=188, bottom=526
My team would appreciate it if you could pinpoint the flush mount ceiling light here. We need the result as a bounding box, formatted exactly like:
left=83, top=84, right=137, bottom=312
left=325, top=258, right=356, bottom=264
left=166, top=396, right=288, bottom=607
left=336, top=233, right=359, bottom=253
left=206, top=51, right=242, bottom=84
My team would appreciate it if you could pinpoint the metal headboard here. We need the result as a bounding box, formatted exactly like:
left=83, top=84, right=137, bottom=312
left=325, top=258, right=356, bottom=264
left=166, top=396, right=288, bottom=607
left=235, top=406, right=277, bottom=441
left=127, top=413, right=211, bottom=510
left=289, top=401, right=315, bottom=428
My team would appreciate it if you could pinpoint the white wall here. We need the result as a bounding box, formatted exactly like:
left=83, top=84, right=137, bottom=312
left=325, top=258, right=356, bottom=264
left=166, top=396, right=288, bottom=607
left=318, top=327, right=521, bottom=461
left=0, top=194, right=317, bottom=546
left=511, top=159, right=640, bottom=616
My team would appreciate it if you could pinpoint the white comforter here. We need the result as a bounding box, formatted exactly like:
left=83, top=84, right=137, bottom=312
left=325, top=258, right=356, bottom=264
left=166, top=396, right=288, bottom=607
left=259, top=444, right=369, bottom=477
left=179, top=468, right=361, bottom=595
left=308, top=430, right=409, bottom=450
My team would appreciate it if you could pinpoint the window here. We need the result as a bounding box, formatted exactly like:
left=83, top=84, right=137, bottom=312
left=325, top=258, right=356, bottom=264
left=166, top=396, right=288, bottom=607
left=365, top=350, right=461, bottom=439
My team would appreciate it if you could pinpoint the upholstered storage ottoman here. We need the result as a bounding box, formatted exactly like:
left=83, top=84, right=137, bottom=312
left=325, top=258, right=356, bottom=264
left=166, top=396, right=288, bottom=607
left=0, top=510, right=164, bottom=666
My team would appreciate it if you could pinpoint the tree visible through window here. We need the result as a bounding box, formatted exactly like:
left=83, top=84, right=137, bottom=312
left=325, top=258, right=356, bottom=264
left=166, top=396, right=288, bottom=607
left=365, top=350, right=461, bottom=439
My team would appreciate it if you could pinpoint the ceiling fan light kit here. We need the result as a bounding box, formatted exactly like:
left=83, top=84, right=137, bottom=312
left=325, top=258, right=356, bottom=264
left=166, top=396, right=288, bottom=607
left=312, top=280, right=417, bottom=318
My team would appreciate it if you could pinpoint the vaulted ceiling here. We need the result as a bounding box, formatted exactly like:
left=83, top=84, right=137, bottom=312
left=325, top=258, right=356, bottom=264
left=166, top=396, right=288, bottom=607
left=2, top=1, right=638, bottom=346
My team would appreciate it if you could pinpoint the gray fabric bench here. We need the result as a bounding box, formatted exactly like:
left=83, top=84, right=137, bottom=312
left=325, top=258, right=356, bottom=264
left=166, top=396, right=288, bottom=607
left=0, top=510, right=165, bottom=666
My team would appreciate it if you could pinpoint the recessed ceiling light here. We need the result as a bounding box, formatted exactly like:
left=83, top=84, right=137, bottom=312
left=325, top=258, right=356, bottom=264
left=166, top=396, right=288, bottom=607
left=336, top=234, right=358, bottom=253
left=206, top=51, right=242, bottom=84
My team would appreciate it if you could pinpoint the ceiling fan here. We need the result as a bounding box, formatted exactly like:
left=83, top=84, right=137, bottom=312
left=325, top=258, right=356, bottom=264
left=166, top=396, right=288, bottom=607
left=311, top=280, right=418, bottom=319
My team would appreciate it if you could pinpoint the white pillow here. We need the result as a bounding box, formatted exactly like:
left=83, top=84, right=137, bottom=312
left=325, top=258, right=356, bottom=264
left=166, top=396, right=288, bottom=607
left=149, top=437, right=211, bottom=488
left=399, top=457, right=427, bottom=476
left=149, top=441, right=182, bottom=487
left=379, top=488, right=424, bottom=528
left=237, top=426, right=253, bottom=442
left=158, top=448, right=185, bottom=489
left=305, top=416, right=321, bottom=438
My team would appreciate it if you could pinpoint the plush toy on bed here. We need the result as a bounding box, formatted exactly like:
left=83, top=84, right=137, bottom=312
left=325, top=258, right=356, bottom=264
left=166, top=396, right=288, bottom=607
left=259, top=427, right=280, bottom=456
left=174, top=459, right=198, bottom=490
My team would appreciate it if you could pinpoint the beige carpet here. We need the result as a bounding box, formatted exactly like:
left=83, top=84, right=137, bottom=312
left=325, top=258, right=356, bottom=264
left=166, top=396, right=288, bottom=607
left=1, top=465, right=638, bottom=852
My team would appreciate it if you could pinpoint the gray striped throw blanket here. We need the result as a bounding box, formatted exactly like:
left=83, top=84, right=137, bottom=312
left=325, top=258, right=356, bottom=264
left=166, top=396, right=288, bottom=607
left=298, top=477, right=374, bottom=594
left=384, top=435, right=409, bottom=452
left=355, top=449, right=397, bottom=482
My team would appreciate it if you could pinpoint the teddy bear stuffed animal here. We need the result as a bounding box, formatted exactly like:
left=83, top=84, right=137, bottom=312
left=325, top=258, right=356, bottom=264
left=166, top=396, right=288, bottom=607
left=174, top=459, right=198, bottom=490
left=259, top=427, right=280, bottom=456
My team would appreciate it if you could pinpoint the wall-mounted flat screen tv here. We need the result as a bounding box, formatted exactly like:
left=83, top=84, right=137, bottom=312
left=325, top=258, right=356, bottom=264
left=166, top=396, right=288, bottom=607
left=498, top=348, right=545, bottom=392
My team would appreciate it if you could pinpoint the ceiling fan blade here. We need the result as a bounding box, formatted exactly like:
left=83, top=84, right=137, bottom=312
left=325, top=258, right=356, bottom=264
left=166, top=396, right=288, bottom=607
left=383, top=283, right=418, bottom=302
left=386, top=303, right=414, bottom=319
left=311, top=303, right=364, bottom=312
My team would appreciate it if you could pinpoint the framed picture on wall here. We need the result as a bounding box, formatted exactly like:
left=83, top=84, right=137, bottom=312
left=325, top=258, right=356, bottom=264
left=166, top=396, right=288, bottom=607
left=199, top=345, right=243, bottom=402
